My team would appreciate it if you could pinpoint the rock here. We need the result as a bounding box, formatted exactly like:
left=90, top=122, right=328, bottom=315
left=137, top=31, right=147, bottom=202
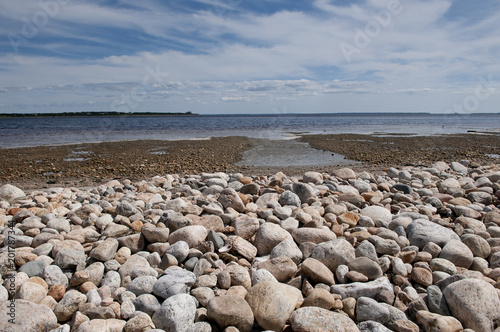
left=226, top=264, right=252, bottom=289
left=301, top=288, right=340, bottom=310
left=416, top=311, right=463, bottom=332
left=292, top=228, right=337, bottom=244
left=40, top=265, right=68, bottom=287
left=251, top=269, right=278, bottom=285
left=301, top=258, right=336, bottom=285
left=292, top=182, right=317, bottom=203
left=291, top=306, right=359, bottom=331
left=356, top=296, right=406, bottom=328
left=410, top=267, right=433, bottom=287
left=117, top=234, right=145, bottom=253
left=439, top=239, right=474, bottom=269
left=15, top=281, right=47, bottom=303
left=168, top=225, right=208, bottom=247
left=427, top=285, right=450, bottom=316
left=230, top=236, right=258, bottom=262
left=207, top=295, right=254, bottom=332
left=331, top=277, right=393, bottom=300
left=430, top=258, right=457, bottom=275
left=133, top=294, right=161, bottom=317
left=311, top=239, right=356, bottom=272
left=270, top=238, right=303, bottom=264
left=256, top=256, right=297, bottom=282
left=279, top=190, right=301, bottom=207
left=142, top=226, right=170, bottom=243
left=0, top=299, right=57, bottom=332
left=332, top=168, right=357, bottom=180
left=246, top=281, right=302, bottom=332
left=153, top=267, right=196, bottom=299
left=406, top=219, right=460, bottom=249
left=357, top=321, right=392, bottom=332
left=128, top=276, right=157, bottom=296
left=191, top=287, right=214, bottom=307
left=347, top=257, right=383, bottom=280
left=360, top=206, right=392, bottom=225
left=54, top=249, right=86, bottom=269
left=75, top=319, right=126, bottom=332
left=339, top=212, right=360, bottom=228
left=218, top=188, right=245, bottom=213
left=196, top=215, right=225, bottom=232
left=152, top=294, right=197, bottom=332
left=53, top=290, right=87, bottom=322
left=443, top=278, right=500, bottom=332
left=115, top=200, right=140, bottom=217
left=461, top=234, right=491, bottom=258
left=90, top=238, right=119, bottom=261
left=165, top=241, right=190, bottom=262
left=123, top=312, right=155, bottom=332
left=119, top=254, right=150, bottom=279
left=240, top=182, right=260, bottom=195
left=233, top=216, right=260, bottom=240
left=19, top=260, right=46, bottom=277
left=0, top=184, right=25, bottom=202
left=253, top=222, right=293, bottom=256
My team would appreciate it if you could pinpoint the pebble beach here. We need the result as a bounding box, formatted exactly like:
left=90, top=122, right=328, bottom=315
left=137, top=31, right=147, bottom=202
left=1, top=135, right=500, bottom=331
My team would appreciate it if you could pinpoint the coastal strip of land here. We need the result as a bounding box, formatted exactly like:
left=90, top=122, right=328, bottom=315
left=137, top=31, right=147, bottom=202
left=0, top=133, right=499, bottom=189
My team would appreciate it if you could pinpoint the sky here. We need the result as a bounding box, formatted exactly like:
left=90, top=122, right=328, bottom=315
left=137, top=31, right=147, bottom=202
left=0, top=0, right=499, bottom=114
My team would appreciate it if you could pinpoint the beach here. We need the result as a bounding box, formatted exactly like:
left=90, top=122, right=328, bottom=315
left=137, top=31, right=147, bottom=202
left=1, top=132, right=499, bottom=190
left=1, top=133, right=500, bottom=331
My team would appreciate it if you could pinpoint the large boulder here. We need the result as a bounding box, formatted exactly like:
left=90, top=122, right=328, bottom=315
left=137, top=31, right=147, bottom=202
left=0, top=299, right=57, bottom=332
left=245, top=281, right=302, bottom=331
left=443, top=278, right=500, bottom=332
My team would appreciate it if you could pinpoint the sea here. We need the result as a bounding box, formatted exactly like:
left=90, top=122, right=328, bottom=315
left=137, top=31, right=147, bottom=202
left=0, top=113, right=499, bottom=148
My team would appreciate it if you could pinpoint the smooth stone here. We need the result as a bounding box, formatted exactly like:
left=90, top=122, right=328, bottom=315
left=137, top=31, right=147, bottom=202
left=270, top=238, right=303, bottom=264
left=133, top=294, right=161, bottom=317
left=256, top=256, right=297, bottom=282
left=90, top=238, right=119, bottom=261
left=152, top=294, right=197, bottom=332
left=40, top=265, right=69, bottom=287
left=416, top=311, right=463, bottom=332
left=443, top=278, right=500, bottom=332
left=245, top=281, right=302, bottom=332
left=311, top=239, right=356, bottom=272
left=301, top=257, right=336, bottom=285
left=356, top=296, right=406, bottom=328
left=142, top=226, right=170, bottom=243
left=75, top=319, right=126, bottom=332
left=292, top=182, right=317, bottom=203
left=168, top=225, right=208, bottom=247
left=406, top=219, right=460, bottom=249
left=348, top=257, right=383, bottom=281
left=439, top=239, right=474, bottom=269
left=461, top=234, right=491, bottom=258
left=430, top=258, right=457, bottom=275
left=292, top=227, right=337, bottom=244
left=119, top=254, right=150, bottom=279
left=15, top=281, right=47, bottom=303
left=253, top=222, right=293, bottom=256
left=207, top=295, right=254, bottom=332
left=54, top=249, right=86, bottom=269
left=218, top=188, right=246, bottom=213
left=128, top=276, right=157, bottom=296
left=153, top=267, right=196, bottom=299
left=331, top=277, right=393, bottom=300
left=0, top=299, right=57, bottom=331
left=290, top=306, right=359, bottom=332
left=301, top=288, right=340, bottom=310
left=123, top=312, right=155, bottom=332
left=53, top=290, right=87, bottom=322
left=360, top=206, right=392, bottom=225
left=251, top=269, right=278, bottom=285
left=427, top=285, right=451, bottom=316
left=278, top=190, right=301, bottom=207
left=165, top=241, right=190, bottom=262
left=19, top=260, right=46, bottom=277
left=357, top=321, right=392, bottom=332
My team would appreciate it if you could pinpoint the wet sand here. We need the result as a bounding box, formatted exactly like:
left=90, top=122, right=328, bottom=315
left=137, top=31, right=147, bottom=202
left=0, top=133, right=499, bottom=190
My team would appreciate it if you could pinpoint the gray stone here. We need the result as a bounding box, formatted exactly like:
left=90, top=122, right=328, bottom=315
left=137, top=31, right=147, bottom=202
left=292, top=182, right=317, bottom=203
left=165, top=241, right=190, bottom=262
left=53, top=290, right=87, bottom=322
left=90, top=238, right=119, bottom=261
left=356, top=296, right=406, bottom=328
left=251, top=269, right=278, bottom=285
left=133, top=294, right=161, bottom=317
left=348, top=257, right=383, bottom=280
left=168, top=225, right=208, bottom=247
left=331, top=277, right=393, bottom=300
left=115, top=200, right=140, bottom=217
left=218, top=188, right=245, bottom=213
left=439, top=239, right=474, bottom=269
left=443, top=278, right=500, bottom=332
left=360, top=206, right=392, bottom=225
left=54, top=249, right=86, bottom=269
left=207, top=295, right=254, bottom=332
left=355, top=241, right=378, bottom=262
left=19, top=260, right=46, bottom=277
left=427, top=285, right=450, bottom=316
left=128, top=276, right=157, bottom=296
left=119, top=254, right=150, bottom=279
left=406, top=219, right=460, bottom=249
left=278, top=190, right=301, bottom=207
left=152, top=294, right=197, bottom=332
left=0, top=299, right=57, bottom=332
left=311, top=239, right=356, bottom=272
left=0, top=184, right=25, bottom=202
left=253, top=222, right=293, bottom=256
left=290, top=306, right=359, bottom=332
left=358, top=321, right=392, bottom=332
left=270, top=238, right=303, bottom=264
left=40, top=265, right=68, bottom=287
left=153, top=267, right=196, bottom=299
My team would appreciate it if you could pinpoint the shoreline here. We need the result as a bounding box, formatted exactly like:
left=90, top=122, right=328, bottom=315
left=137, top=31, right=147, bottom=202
left=0, top=132, right=499, bottom=190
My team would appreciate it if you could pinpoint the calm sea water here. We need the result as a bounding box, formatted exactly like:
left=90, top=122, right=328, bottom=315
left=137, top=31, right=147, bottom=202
left=0, top=113, right=499, bottom=148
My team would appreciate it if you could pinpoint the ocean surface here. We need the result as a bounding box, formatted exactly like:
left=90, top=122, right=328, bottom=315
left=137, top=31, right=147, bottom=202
left=1, top=113, right=499, bottom=148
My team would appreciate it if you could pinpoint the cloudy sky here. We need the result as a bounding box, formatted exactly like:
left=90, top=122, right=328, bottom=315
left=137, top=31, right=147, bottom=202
left=0, top=0, right=499, bottom=114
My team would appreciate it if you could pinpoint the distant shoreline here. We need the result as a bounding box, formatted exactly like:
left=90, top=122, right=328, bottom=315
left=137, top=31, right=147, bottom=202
left=0, top=111, right=199, bottom=118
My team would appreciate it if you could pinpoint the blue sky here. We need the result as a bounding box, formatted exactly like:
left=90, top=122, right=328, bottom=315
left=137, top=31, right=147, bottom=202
left=0, top=0, right=499, bottom=114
